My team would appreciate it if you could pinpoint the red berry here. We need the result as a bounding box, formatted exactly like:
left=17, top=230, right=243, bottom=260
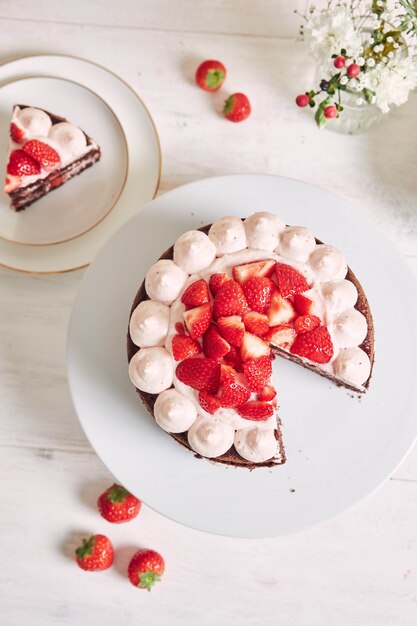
left=10, top=122, right=26, bottom=143
left=75, top=534, right=114, bottom=571
left=223, top=93, right=251, bottom=123
left=294, top=315, right=321, bottom=334
left=242, top=355, right=272, bottom=391
left=128, top=549, right=165, bottom=591
left=213, top=280, right=247, bottom=319
left=181, top=279, right=210, bottom=309
left=346, top=63, right=360, bottom=78
left=97, top=484, right=141, bottom=523
left=172, top=334, right=202, bottom=361
left=183, top=303, right=211, bottom=339
left=237, top=401, right=274, bottom=421
left=209, top=273, right=230, bottom=296
left=290, top=326, right=334, bottom=364
left=295, top=94, right=310, bottom=107
left=275, top=263, right=309, bottom=298
left=324, top=105, right=338, bottom=119
left=176, top=357, right=221, bottom=393
left=334, top=56, right=346, bottom=69
left=232, top=259, right=275, bottom=283
left=257, top=384, right=277, bottom=402
left=217, top=315, right=245, bottom=347
left=242, top=277, right=274, bottom=314
left=195, top=60, right=226, bottom=92
left=22, top=139, right=60, bottom=171
left=199, top=390, right=221, bottom=414
left=7, top=149, right=40, bottom=176
left=202, top=324, right=231, bottom=360
left=220, top=380, right=251, bottom=408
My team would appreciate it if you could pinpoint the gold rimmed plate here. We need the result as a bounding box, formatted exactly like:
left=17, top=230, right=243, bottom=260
left=0, top=55, right=161, bottom=273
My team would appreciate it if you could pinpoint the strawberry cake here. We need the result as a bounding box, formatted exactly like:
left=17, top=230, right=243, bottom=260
left=4, top=105, right=101, bottom=211
left=127, top=213, right=374, bottom=468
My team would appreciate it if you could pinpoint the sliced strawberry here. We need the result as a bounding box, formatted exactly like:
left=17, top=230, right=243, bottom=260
left=242, top=277, right=274, bottom=313
left=220, top=381, right=251, bottom=408
left=176, top=358, right=220, bottom=393
left=172, top=335, right=201, bottom=361
left=232, top=259, right=276, bottom=283
left=198, top=391, right=221, bottom=415
left=4, top=174, right=21, bottom=194
left=275, top=263, right=309, bottom=298
left=175, top=322, right=186, bottom=336
left=10, top=122, right=25, bottom=143
left=241, top=332, right=270, bottom=362
left=264, top=325, right=296, bottom=349
left=7, top=149, right=41, bottom=176
left=22, top=139, right=60, bottom=172
left=242, top=356, right=272, bottom=391
left=238, top=401, right=274, bottom=420
left=181, top=279, right=210, bottom=309
left=294, top=314, right=321, bottom=334
left=293, top=293, right=313, bottom=316
left=217, top=315, right=245, bottom=347
left=242, top=311, right=269, bottom=337
left=223, top=345, right=243, bottom=372
left=209, top=273, right=230, bottom=296
left=257, top=385, right=277, bottom=401
left=202, top=324, right=231, bottom=360
left=266, top=290, right=297, bottom=326
left=213, top=280, right=247, bottom=319
left=220, top=364, right=236, bottom=384
left=183, top=303, right=211, bottom=340
left=290, top=326, right=334, bottom=364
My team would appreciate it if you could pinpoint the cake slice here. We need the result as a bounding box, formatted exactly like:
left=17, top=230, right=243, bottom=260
left=4, top=104, right=101, bottom=211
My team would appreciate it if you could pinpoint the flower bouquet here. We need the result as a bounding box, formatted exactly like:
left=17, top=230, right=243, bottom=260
left=295, top=0, right=417, bottom=131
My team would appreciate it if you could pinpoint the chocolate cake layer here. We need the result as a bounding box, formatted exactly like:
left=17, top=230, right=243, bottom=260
left=8, top=104, right=101, bottom=212
left=127, top=223, right=374, bottom=469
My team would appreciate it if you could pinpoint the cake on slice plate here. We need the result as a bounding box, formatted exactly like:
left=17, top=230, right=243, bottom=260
left=4, top=104, right=101, bottom=211
left=127, top=213, right=374, bottom=469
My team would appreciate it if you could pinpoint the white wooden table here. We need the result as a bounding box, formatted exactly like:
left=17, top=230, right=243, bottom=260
left=1, top=2, right=417, bottom=624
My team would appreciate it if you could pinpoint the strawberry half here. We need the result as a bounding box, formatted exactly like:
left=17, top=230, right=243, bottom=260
left=241, top=332, right=270, bottom=362
left=183, top=303, right=211, bottom=339
left=217, top=315, right=245, bottom=347
left=172, top=334, right=201, bottom=361
left=220, top=380, right=251, bottom=408
left=290, top=326, right=334, bottom=364
left=242, top=277, right=274, bottom=313
left=220, top=364, right=236, bottom=384
left=199, top=391, right=221, bottom=414
left=195, top=60, right=226, bottom=92
left=209, top=273, right=230, bottom=296
left=293, top=293, right=313, bottom=315
left=238, top=401, right=274, bottom=420
left=275, top=263, right=309, bottom=298
left=242, top=355, right=272, bottom=391
left=294, top=315, right=321, bottom=334
left=203, top=324, right=231, bottom=359
left=22, top=139, right=60, bottom=172
left=213, top=280, right=247, bottom=319
left=257, top=385, right=277, bottom=401
left=181, top=279, right=210, bottom=309
left=266, top=290, right=297, bottom=326
left=176, top=357, right=220, bottom=393
left=232, top=259, right=276, bottom=283
left=264, top=325, right=296, bottom=349
left=10, top=122, right=26, bottom=143
left=242, top=311, right=269, bottom=337
left=223, top=345, right=243, bottom=372
left=7, top=149, right=40, bottom=176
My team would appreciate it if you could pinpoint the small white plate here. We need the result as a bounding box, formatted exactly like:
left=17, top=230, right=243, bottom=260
left=0, top=77, right=128, bottom=246
left=67, top=175, right=417, bottom=538
left=0, top=55, right=161, bottom=272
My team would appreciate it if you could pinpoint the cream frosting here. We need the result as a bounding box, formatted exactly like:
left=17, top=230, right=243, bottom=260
left=277, top=226, right=316, bottom=262
left=333, top=347, right=371, bottom=388
left=154, top=389, right=197, bottom=433
left=308, top=244, right=348, bottom=282
left=331, top=308, right=368, bottom=348
left=128, top=347, right=174, bottom=394
left=145, top=260, right=188, bottom=305
left=234, top=426, right=279, bottom=463
left=173, top=230, right=216, bottom=274
left=208, top=216, right=247, bottom=256
left=321, top=279, right=358, bottom=318
left=14, top=106, right=51, bottom=138
left=244, top=211, right=285, bottom=251
left=187, top=417, right=235, bottom=458
left=48, top=122, right=88, bottom=165
left=129, top=300, right=170, bottom=348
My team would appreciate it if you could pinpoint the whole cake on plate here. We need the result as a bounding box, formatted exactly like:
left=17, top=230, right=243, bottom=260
left=127, top=212, right=374, bottom=468
left=4, top=104, right=101, bottom=211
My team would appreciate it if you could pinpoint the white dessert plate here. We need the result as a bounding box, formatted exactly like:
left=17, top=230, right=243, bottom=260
left=0, top=77, right=128, bottom=246
left=0, top=55, right=161, bottom=272
left=67, top=175, right=417, bottom=538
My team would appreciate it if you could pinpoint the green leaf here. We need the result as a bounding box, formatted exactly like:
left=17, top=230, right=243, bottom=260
left=107, top=484, right=130, bottom=503
left=309, top=99, right=316, bottom=107
left=314, top=97, right=332, bottom=129
left=363, top=88, right=375, bottom=104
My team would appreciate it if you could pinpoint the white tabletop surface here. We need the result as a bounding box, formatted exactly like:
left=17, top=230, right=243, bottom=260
left=1, top=2, right=417, bottom=624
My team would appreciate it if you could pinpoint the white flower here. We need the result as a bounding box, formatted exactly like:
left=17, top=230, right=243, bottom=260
left=387, top=51, right=394, bottom=59
left=356, top=97, right=365, bottom=105
left=393, top=42, right=399, bottom=49
left=366, top=57, right=376, bottom=67
left=340, top=76, right=349, bottom=85
left=382, top=56, right=388, bottom=63
left=387, top=36, right=394, bottom=43
left=357, top=56, right=365, bottom=66
left=303, top=6, right=362, bottom=62
left=373, top=57, right=417, bottom=113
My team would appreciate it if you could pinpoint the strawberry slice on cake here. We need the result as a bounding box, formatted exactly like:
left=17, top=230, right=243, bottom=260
left=4, top=104, right=101, bottom=211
